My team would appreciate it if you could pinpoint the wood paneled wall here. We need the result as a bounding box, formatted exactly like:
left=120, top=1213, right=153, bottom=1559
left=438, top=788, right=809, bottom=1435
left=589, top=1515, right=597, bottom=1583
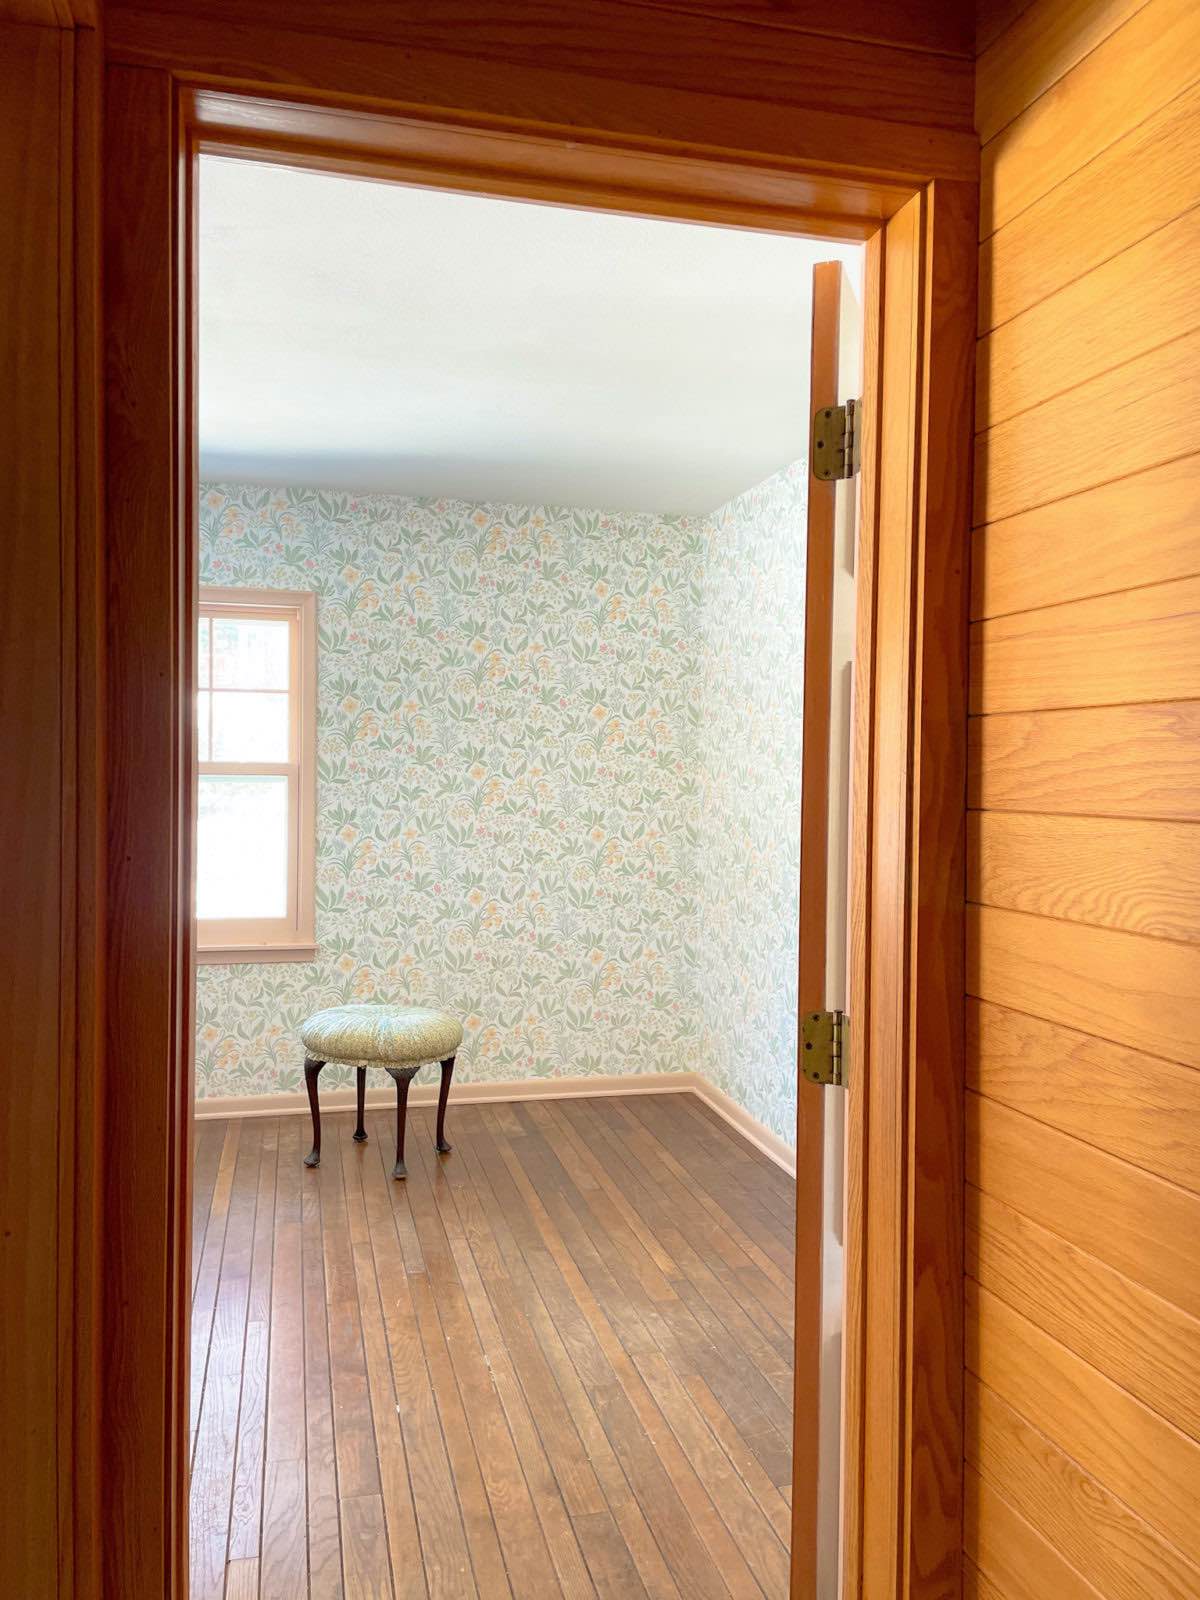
left=968, top=3, right=1200, bottom=1597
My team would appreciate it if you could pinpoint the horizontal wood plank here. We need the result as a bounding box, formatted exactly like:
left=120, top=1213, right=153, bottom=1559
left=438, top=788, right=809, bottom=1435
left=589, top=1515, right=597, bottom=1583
left=975, top=0, right=1144, bottom=145
left=969, top=576, right=1200, bottom=714
left=107, top=0, right=975, bottom=129
left=964, top=1462, right=1104, bottom=1600
left=979, top=80, right=1200, bottom=333
left=971, top=453, right=1200, bottom=619
left=979, top=0, right=1200, bottom=237
left=968, top=998, right=1200, bottom=1193
left=979, top=204, right=1200, bottom=429
left=967, top=812, right=1200, bottom=943
left=967, top=1283, right=1200, bottom=1567
left=969, top=701, right=1200, bottom=819
left=974, top=325, right=1200, bottom=526
left=968, top=1184, right=1200, bottom=1440
left=966, top=1091, right=1200, bottom=1320
left=968, top=904, right=1200, bottom=1068
left=967, top=1375, right=1200, bottom=1600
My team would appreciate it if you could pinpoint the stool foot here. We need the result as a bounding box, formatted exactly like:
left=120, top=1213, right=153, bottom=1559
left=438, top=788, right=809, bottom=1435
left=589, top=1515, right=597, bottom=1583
left=391, top=1160, right=408, bottom=1181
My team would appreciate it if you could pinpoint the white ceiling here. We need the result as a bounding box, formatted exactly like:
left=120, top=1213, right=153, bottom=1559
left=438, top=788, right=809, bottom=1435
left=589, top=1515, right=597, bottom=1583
left=198, top=156, right=861, bottom=515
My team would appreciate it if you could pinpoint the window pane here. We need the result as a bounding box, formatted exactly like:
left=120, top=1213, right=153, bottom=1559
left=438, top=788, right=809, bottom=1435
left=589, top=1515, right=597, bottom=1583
left=212, top=614, right=290, bottom=690
left=198, top=615, right=210, bottom=687
left=210, top=690, right=289, bottom=761
left=197, top=774, right=289, bottom=920
left=197, top=690, right=211, bottom=761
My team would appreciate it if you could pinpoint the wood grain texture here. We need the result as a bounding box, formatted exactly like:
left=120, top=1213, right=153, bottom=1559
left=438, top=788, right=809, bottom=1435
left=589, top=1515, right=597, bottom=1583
left=107, top=0, right=975, bottom=129
left=978, top=204, right=1200, bottom=429
left=973, top=0, right=1034, bottom=56
left=107, top=6, right=979, bottom=185
left=103, top=61, right=193, bottom=1600
left=974, top=0, right=1144, bottom=144
left=967, top=812, right=1200, bottom=942
left=975, top=325, right=1200, bottom=527
left=618, top=0, right=976, bottom=55
left=0, top=22, right=68, bottom=1597
left=979, top=0, right=1200, bottom=238
left=968, top=904, right=1200, bottom=1069
left=966, top=1092, right=1200, bottom=1322
left=971, top=454, right=1200, bottom=620
left=969, top=701, right=1200, bottom=819
left=969, top=575, right=1200, bottom=714
left=967, top=999, right=1200, bottom=1192
left=969, top=3, right=1200, bottom=1593
left=189, top=1099, right=793, bottom=1598
left=968, top=1185, right=1200, bottom=1442
left=979, top=80, right=1200, bottom=334
left=966, top=1376, right=1200, bottom=1600
left=967, top=1283, right=1200, bottom=1567
left=964, top=1464, right=1105, bottom=1600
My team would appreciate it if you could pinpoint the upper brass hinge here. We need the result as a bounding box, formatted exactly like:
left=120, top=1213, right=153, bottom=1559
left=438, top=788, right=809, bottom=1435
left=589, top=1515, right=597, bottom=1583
left=801, top=1010, right=846, bottom=1088
left=811, top=398, right=860, bottom=481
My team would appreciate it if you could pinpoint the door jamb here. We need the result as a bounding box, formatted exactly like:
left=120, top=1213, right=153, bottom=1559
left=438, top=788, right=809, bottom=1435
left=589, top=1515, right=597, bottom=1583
left=101, top=74, right=971, bottom=1600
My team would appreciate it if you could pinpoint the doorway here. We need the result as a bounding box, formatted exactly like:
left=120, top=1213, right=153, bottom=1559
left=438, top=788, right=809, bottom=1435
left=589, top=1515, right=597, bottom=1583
left=101, top=73, right=971, bottom=1600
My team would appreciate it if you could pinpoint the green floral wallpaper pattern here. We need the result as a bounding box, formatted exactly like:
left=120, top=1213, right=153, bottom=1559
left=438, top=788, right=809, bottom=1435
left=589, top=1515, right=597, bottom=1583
left=196, top=468, right=806, bottom=1147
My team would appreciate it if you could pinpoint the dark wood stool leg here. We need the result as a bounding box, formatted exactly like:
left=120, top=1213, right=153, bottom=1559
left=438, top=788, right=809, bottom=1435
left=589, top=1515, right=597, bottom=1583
left=384, top=1065, right=419, bottom=1179
left=303, top=1057, right=325, bottom=1167
left=435, top=1055, right=455, bottom=1154
left=353, top=1065, right=368, bottom=1143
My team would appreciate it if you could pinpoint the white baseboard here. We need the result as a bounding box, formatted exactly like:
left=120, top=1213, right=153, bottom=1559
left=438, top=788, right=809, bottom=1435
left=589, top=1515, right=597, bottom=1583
left=688, top=1079, right=797, bottom=1177
left=194, top=1069, right=795, bottom=1176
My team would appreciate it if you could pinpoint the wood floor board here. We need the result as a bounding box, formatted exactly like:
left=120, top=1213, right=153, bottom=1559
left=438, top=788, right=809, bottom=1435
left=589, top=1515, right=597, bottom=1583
left=190, top=1097, right=793, bottom=1598
left=441, top=1122, right=684, bottom=1600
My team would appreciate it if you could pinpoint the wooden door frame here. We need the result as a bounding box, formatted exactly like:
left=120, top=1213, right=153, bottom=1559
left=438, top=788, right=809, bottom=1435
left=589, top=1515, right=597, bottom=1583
left=102, top=60, right=972, bottom=1600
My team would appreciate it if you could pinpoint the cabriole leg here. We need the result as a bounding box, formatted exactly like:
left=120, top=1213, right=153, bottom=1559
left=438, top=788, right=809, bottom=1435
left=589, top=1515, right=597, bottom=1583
left=303, top=1058, right=325, bottom=1168
left=354, top=1065, right=368, bottom=1143
left=384, top=1064, right=419, bottom=1179
left=436, top=1055, right=455, bottom=1155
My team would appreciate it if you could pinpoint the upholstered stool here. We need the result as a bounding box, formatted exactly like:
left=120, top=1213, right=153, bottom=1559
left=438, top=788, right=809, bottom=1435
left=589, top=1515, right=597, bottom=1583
left=299, top=1004, right=463, bottom=1180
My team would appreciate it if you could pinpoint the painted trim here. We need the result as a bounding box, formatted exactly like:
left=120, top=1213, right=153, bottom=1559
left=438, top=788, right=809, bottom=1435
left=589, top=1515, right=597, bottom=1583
left=194, top=1070, right=797, bottom=1175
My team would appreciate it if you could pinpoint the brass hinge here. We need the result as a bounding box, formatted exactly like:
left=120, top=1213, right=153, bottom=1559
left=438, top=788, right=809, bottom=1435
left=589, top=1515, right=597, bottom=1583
left=811, top=398, right=861, bottom=481
left=801, top=1010, right=847, bottom=1087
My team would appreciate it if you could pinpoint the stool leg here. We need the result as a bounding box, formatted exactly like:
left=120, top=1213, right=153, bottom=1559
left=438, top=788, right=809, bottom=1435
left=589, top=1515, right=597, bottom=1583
left=303, top=1058, right=325, bottom=1168
left=384, top=1065, right=419, bottom=1180
left=435, top=1055, right=455, bottom=1154
left=353, top=1066, right=368, bottom=1143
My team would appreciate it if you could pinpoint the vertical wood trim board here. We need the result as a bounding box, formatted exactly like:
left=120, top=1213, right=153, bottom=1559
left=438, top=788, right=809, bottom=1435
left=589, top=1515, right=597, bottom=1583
left=969, top=0, right=1200, bottom=1594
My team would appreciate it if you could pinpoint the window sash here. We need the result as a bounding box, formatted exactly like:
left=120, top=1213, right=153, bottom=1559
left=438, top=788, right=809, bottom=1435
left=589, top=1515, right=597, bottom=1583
left=196, top=587, right=316, bottom=959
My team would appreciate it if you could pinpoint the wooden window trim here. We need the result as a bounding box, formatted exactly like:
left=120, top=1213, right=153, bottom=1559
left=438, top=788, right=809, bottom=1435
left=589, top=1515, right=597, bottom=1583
left=195, top=585, right=317, bottom=962
left=100, top=51, right=973, bottom=1600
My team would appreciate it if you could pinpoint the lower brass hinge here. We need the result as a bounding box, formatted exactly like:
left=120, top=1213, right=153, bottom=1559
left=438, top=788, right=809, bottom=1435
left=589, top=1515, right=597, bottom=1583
left=801, top=1010, right=846, bottom=1087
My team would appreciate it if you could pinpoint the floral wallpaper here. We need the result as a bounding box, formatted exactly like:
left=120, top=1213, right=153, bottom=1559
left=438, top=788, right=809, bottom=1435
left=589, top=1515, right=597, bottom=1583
left=196, top=468, right=806, bottom=1148
left=693, top=463, right=807, bottom=1139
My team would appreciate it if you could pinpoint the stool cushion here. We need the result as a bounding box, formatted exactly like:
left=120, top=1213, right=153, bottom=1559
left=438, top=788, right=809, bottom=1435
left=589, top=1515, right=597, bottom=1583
left=300, top=1003, right=463, bottom=1065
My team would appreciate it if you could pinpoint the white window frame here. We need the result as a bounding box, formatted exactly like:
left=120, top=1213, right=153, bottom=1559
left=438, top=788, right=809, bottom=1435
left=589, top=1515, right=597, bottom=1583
left=196, top=586, right=317, bottom=963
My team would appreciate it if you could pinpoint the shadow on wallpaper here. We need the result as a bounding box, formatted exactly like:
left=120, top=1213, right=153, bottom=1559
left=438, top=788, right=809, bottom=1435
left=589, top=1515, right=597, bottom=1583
left=196, top=464, right=806, bottom=1145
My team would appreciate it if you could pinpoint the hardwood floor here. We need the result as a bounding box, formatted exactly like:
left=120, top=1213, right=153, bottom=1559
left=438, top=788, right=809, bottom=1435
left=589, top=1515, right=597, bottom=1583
left=190, top=1093, right=795, bottom=1600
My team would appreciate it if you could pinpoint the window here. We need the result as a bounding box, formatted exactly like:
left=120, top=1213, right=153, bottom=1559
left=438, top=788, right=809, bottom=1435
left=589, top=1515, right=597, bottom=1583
left=196, top=587, right=317, bottom=962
